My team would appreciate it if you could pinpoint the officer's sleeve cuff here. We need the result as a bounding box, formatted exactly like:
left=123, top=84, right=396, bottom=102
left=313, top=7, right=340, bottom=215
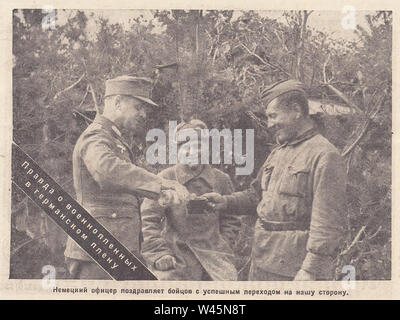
left=301, top=252, right=334, bottom=280
left=136, top=182, right=162, bottom=200
left=147, top=250, right=174, bottom=266
left=224, top=194, right=242, bottom=214
left=223, top=195, right=232, bottom=211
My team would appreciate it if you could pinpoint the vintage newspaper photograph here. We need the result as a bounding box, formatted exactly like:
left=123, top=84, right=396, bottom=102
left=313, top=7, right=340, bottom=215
left=0, top=0, right=398, bottom=300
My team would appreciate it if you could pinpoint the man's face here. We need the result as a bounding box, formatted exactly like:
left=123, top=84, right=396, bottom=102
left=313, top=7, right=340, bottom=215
left=118, top=96, right=148, bottom=133
left=177, top=138, right=201, bottom=169
left=265, top=97, right=300, bottom=143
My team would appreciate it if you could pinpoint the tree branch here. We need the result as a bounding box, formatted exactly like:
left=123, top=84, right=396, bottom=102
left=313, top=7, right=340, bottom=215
left=321, top=54, right=364, bottom=113
left=240, top=42, right=291, bottom=77
left=73, top=109, right=94, bottom=123
left=88, top=83, right=100, bottom=114
left=322, top=54, right=331, bottom=84
left=53, top=73, right=85, bottom=100
left=368, top=225, right=382, bottom=240
left=78, top=85, right=89, bottom=109
left=340, top=226, right=366, bottom=256
left=238, top=257, right=251, bottom=278
left=341, top=95, right=383, bottom=157
left=295, top=10, right=312, bottom=80
left=341, top=120, right=369, bottom=157
left=324, top=83, right=363, bottom=113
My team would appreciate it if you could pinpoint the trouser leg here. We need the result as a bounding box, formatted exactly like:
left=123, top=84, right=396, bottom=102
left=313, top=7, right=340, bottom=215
left=66, top=258, right=111, bottom=280
left=248, top=260, right=293, bottom=281
left=201, top=266, right=212, bottom=281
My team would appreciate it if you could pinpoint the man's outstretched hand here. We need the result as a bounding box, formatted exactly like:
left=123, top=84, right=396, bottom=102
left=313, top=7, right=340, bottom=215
left=202, top=192, right=228, bottom=211
left=154, top=255, right=177, bottom=271
left=159, top=179, right=190, bottom=207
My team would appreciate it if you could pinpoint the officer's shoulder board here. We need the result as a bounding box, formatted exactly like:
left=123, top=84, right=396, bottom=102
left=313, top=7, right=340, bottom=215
left=89, top=123, right=102, bottom=131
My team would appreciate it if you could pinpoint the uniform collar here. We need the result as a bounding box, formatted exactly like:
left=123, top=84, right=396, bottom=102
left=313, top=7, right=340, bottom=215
left=278, top=127, right=318, bottom=148
left=93, top=115, right=128, bottom=143
left=175, top=163, right=215, bottom=186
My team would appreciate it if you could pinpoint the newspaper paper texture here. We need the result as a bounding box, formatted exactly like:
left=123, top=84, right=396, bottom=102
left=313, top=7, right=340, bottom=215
left=0, top=0, right=398, bottom=300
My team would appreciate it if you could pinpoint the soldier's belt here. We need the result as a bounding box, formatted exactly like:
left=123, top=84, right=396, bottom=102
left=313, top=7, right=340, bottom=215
left=259, top=218, right=310, bottom=231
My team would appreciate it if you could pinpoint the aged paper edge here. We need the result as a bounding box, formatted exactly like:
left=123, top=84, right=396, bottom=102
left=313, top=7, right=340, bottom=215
left=0, top=0, right=398, bottom=300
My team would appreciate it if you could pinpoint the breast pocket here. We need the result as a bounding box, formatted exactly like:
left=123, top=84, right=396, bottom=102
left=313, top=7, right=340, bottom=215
left=279, top=166, right=309, bottom=197
left=278, top=166, right=310, bottom=218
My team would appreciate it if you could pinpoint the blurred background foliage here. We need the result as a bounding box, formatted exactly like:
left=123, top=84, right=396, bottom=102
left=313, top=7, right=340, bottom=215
left=11, top=9, right=391, bottom=280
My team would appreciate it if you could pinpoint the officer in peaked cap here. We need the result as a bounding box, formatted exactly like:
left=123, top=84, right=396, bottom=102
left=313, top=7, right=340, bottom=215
left=104, top=75, right=159, bottom=107
left=203, top=79, right=347, bottom=281
left=64, top=75, right=189, bottom=279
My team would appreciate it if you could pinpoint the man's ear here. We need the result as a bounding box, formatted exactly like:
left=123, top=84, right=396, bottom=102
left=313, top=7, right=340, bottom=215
left=292, top=103, right=302, bottom=119
left=114, top=95, right=121, bottom=110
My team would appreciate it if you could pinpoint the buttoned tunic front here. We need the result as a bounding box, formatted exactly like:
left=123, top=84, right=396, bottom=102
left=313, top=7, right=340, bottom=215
left=65, top=115, right=162, bottom=262
left=225, top=129, right=347, bottom=279
left=141, top=164, right=241, bottom=280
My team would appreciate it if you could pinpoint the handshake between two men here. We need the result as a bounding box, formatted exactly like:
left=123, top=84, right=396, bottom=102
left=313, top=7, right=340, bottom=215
left=158, top=180, right=218, bottom=211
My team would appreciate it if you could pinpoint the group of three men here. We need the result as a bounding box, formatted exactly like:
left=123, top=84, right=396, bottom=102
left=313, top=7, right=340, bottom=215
left=64, top=75, right=347, bottom=281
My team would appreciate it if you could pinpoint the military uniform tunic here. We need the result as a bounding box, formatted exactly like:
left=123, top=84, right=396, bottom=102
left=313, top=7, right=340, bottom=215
left=141, top=164, right=241, bottom=281
left=65, top=115, right=163, bottom=267
left=225, top=129, right=347, bottom=279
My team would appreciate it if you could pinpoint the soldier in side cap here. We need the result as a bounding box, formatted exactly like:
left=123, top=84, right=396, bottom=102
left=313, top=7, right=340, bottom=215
left=64, top=76, right=189, bottom=279
left=204, top=79, right=347, bottom=281
left=140, top=119, right=240, bottom=280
